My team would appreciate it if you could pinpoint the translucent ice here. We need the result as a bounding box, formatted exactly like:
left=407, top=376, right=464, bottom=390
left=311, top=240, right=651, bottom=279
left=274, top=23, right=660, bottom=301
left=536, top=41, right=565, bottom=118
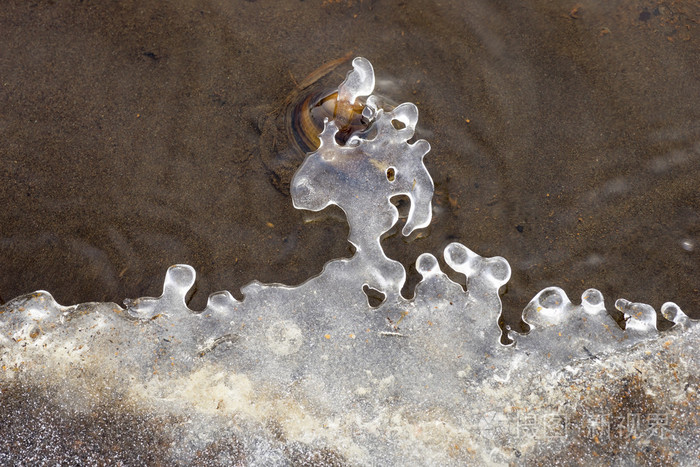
left=0, top=57, right=697, bottom=465
left=291, top=57, right=433, bottom=297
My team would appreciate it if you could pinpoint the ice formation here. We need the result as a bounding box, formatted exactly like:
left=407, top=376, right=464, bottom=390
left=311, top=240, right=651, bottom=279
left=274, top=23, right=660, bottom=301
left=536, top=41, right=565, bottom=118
left=0, top=58, right=697, bottom=465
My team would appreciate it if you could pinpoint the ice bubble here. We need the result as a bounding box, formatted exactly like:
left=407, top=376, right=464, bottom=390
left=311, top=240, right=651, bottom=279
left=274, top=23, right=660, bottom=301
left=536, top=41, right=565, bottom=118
left=616, top=298, right=657, bottom=334
left=522, top=286, right=572, bottom=328
left=266, top=320, right=303, bottom=356
left=581, top=288, right=605, bottom=314
left=661, top=301, right=691, bottom=327
left=444, top=242, right=511, bottom=288
left=415, top=253, right=440, bottom=277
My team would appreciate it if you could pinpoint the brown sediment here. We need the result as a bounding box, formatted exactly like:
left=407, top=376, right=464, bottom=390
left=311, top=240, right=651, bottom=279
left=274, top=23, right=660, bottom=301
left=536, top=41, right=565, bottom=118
left=0, top=0, right=698, bottom=319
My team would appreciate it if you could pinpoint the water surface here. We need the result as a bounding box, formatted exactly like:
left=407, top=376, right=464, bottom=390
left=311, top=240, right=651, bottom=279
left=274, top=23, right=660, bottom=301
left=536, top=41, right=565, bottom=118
left=1, top=0, right=698, bottom=326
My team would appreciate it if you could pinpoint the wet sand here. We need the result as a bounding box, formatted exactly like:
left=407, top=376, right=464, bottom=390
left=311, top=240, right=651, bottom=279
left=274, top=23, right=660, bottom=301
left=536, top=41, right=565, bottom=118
left=1, top=0, right=698, bottom=327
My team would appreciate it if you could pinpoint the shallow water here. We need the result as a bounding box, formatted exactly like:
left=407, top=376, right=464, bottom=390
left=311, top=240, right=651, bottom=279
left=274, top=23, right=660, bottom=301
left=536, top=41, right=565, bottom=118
left=1, top=0, right=698, bottom=327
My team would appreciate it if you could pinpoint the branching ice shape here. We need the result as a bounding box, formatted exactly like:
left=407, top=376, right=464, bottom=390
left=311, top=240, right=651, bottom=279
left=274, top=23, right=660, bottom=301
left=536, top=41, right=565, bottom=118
left=0, top=57, right=697, bottom=465
left=291, top=57, right=433, bottom=297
